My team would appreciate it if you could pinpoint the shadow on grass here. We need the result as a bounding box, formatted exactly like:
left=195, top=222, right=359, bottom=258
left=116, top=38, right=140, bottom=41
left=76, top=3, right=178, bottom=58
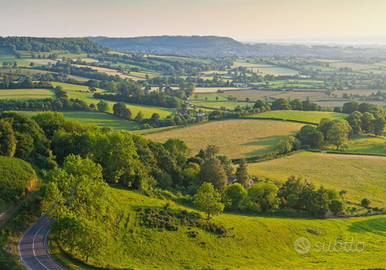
left=241, top=135, right=279, bottom=157
left=348, top=218, right=386, bottom=235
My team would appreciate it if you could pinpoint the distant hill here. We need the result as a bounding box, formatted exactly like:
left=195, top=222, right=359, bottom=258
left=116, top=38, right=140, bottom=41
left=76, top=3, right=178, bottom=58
left=89, top=35, right=386, bottom=58
left=88, top=36, right=248, bottom=56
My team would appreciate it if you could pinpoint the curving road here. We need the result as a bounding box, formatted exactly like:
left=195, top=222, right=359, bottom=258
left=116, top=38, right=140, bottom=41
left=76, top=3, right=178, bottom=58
left=18, top=215, right=65, bottom=270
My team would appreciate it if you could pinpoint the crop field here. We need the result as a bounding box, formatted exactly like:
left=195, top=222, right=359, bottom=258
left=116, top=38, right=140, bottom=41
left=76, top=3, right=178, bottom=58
left=51, top=186, right=386, bottom=270
left=248, top=110, right=348, bottom=124
left=232, top=61, right=299, bottom=76
left=315, top=100, right=386, bottom=107
left=146, top=119, right=304, bottom=158
left=336, top=89, right=386, bottom=97
left=247, top=152, right=386, bottom=207
left=189, top=100, right=254, bottom=110
left=194, top=87, right=245, bottom=93
left=26, top=59, right=58, bottom=65
left=72, top=64, right=141, bottom=80
left=0, top=88, right=55, bottom=99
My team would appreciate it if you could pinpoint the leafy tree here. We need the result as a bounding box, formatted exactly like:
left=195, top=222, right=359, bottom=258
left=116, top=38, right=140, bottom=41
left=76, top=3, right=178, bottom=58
left=0, top=121, right=16, bottom=157
left=361, top=112, right=375, bottom=133
left=235, top=158, right=249, bottom=189
left=198, top=157, right=228, bottom=194
left=217, top=155, right=234, bottom=175
left=326, top=119, right=351, bottom=149
left=134, top=111, right=144, bottom=122
left=224, top=183, right=248, bottom=209
left=203, top=145, right=220, bottom=159
left=361, top=198, right=371, bottom=208
left=97, top=100, right=109, bottom=112
left=290, top=98, right=303, bottom=110
left=342, top=101, right=359, bottom=114
left=274, top=135, right=300, bottom=154
left=253, top=100, right=270, bottom=112
left=193, top=183, right=224, bottom=219
left=32, top=111, right=67, bottom=139
left=248, top=181, right=279, bottom=212
left=113, top=102, right=132, bottom=119
left=330, top=199, right=344, bottom=215
left=271, top=98, right=291, bottom=110
left=346, top=111, right=363, bottom=134
left=297, top=125, right=324, bottom=149
left=371, top=117, right=385, bottom=136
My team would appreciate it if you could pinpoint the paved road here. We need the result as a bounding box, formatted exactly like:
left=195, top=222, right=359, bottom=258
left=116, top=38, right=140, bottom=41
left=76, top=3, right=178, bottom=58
left=18, top=215, right=65, bottom=270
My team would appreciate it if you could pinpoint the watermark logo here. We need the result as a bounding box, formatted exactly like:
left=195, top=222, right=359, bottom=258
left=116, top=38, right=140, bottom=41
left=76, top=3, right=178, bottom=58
left=294, top=237, right=365, bottom=254
left=294, top=237, right=311, bottom=254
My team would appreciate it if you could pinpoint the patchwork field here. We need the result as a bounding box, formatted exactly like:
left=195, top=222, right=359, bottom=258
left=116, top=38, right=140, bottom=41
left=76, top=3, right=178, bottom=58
left=342, top=134, right=386, bottom=155
left=194, top=87, right=246, bottom=93
left=247, top=152, right=386, bottom=207
left=0, top=88, right=55, bottom=99
left=248, top=110, right=348, bottom=124
left=51, top=186, right=386, bottom=270
left=232, top=61, right=299, bottom=76
left=146, top=119, right=304, bottom=158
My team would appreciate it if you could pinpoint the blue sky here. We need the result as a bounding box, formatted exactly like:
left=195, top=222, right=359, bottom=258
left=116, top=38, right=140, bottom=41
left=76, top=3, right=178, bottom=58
left=1, top=0, right=386, bottom=41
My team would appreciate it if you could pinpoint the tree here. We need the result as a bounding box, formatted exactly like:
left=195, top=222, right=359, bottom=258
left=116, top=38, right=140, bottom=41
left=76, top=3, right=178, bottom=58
left=298, top=125, right=324, bottom=149
left=198, top=157, right=227, bottom=194
left=346, top=111, right=363, bottom=134
left=253, top=100, right=269, bottom=112
left=248, top=181, right=279, bottom=211
left=271, top=98, right=292, bottom=110
left=330, top=199, right=343, bottom=215
left=342, top=101, right=359, bottom=114
left=290, top=98, right=303, bottom=110
left=274, top=135, right=300, bottom=154
left=203, top=145, right=219, bottom=159
left=113, top=102, right=132, bottom=119
left=30, top=62, right=35, bottom=67
left=151, top=113, right=160, bottom=122
left=235, top=158, right=249, bottom=189
left=326, top=119, right=351, bottom=149
left=224, top=183, right=248, bottom=209
left=361, top=198, right=371, bottom=208
left=193, top=183, right=224, bottom=219
left=371, top=117, right=385, bottom=137
left=0, top=121, right=17, bottom=157
left=97, top=100, right=109, bottom=112
left=361, top=112, right=375, bottom=133
left=134, top=111, right=144, bottom=122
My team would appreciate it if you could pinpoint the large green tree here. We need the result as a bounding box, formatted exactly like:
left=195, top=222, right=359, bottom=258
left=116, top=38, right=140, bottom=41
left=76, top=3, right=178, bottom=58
left=198, top=157, right=228, bottom=194
left=0, top=121, right=16, bottom=157
left=193, top=183, right=224, bottom=219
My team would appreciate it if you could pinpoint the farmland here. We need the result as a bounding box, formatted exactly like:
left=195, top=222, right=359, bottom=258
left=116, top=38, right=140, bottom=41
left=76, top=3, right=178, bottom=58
left=247, top=152, right=386, bottom=207
left=147, top=119, right=304, bottom=158
left=0, top=88, right=55, bottom=99
left=248, top=110, right=348, bottom=124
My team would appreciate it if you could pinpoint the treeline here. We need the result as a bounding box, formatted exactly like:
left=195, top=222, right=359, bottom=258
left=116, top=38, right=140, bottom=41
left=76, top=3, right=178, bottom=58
left=0, top=97, right=90, bottom=112
left=0, top=37, right=108, bottom=54
left=0, top=76, right=52, bottom=89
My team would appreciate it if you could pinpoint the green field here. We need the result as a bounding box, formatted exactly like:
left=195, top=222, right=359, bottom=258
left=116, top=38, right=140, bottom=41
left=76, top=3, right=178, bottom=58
left=189, top=100, right=254, bottom=110
left=50, top=186, right=386, bottom=270
left=0, top=88, right=55, bottom=99
left=147, top=119, right=304, bottom=158
left=248, top=110, right=348, bottom=124
left=18, top=111, right=142, bottom=130
left=51, top=82, right=176, bottom=118
left=342, top=134, right=386, bottom=155
left=247, top=152, right=386, bottom=207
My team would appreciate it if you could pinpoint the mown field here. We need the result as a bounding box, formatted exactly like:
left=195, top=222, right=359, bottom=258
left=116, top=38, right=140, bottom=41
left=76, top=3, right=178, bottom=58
left=147, top=119, right=304, bottom=158
left=248, top=110, right=348, bottom=124
left=19, top=111, right=142, bottom=130
left=342, top=134, right=386, bottom=155
left=51, top=187, right=386, bottom=270
left=247, top=152, right=386, bottom=207
left=0, top=88, right=55, bottom=99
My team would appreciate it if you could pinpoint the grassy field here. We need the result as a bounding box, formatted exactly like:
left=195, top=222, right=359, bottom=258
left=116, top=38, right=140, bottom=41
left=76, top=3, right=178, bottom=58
left=50, top=186, right=386, bottom=270
left=194, top=87, right=245, bottom=93
left=342, top=134, right=386, bottom=155
left=247, top=152, right=386, bottom=207
left=18, top=111, right=142, bottom=130
left=147, top=119, right=304, bottom=158
left=189, top=100, right=254, bottom=110
left=51, top=82, right=176, bottom=118
left=0, top=88, right=55, bottom=99
left=232, top=61, right=299, bottom=76
left=248, top=110, right=348, bottom=124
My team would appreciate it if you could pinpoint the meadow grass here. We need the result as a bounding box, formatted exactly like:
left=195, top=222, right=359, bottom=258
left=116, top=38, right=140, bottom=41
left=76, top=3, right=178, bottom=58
left=342, top=134, right=386, bottom=155
left=194, top=87, right=245, bottom=93
left=0, top=88, right=55, bottom=99
left=247, top=152, right=386, bottom=207
left=18, top=111, right=142, bottom=130
left=247, top=110, right=348, bottom=124
left=189, top=100, right=254, bottom=110
left=50, top=186, right=386, bottom=269
left=146, top=119, right=304, bottom=158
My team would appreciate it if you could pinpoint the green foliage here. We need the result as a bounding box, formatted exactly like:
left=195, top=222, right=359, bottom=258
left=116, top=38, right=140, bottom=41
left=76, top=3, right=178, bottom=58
left=198, top=157, right=227, bottom=194
left=297, top=125, right=324, bottom=149
left=193, top=183, right=224, bottom=219
left=235, top=158, right=249, bottom=188
left=361, top=198, right=371, bottom=208
left=113, top=102, right=132, bottom=120
left=248, top=181, right=279, bottom=212
left=0, top=120, right=16, bottom=157
left=97, top=100, right=109, bottom=112
left=0, top=156, right=36, bottom=202
left=224, top=183, right=248, bottom=209
left=271, top=98, right=291, bottom=110
left=274, top=135, right=300, bottom=154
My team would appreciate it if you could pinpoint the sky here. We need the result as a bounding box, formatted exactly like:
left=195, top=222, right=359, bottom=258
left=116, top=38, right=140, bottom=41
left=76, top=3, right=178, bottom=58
left=2, top=0, right=386, bottom=42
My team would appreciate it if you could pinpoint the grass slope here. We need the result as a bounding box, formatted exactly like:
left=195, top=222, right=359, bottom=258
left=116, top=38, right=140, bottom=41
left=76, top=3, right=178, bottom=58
left=247, top=110, right=348, bottom=124
left=146, top=119, right=304, bottom=158
left=51, top=187, right=386, bottom=270
left=0, top=88, right=55, bottom=99
left=247, top=152, right=386, bottom=207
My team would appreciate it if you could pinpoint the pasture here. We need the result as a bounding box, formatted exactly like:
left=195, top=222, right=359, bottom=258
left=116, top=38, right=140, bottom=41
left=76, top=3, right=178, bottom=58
left=248, top=110, right=347, bottom=124
left=146, top=119, right=304, bottom=158
left=0, top=88, right=55, bottom=99
left=247, top=152, right=386, bottom=207
left=232, top=61, right=299, bottom=76
left=194, top=87, right=246, bottom=93
left=50, top=186, right=386, bottom=270
left=342, top=134, right=386, bottom=155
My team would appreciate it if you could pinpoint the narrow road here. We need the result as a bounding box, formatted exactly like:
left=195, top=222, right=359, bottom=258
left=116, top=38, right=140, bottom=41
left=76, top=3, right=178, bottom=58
left=18, top=215, right=65, bottom=270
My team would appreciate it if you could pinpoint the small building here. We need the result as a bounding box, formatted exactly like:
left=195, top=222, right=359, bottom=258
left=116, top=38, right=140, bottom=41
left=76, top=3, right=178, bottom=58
left=227, top=175, right=254, bottom=188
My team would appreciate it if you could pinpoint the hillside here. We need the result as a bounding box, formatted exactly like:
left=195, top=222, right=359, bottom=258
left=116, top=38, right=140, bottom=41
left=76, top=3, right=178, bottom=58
left=88, top=35, right=248, bottom=56
left=51, top=187, right=386, bottom=270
